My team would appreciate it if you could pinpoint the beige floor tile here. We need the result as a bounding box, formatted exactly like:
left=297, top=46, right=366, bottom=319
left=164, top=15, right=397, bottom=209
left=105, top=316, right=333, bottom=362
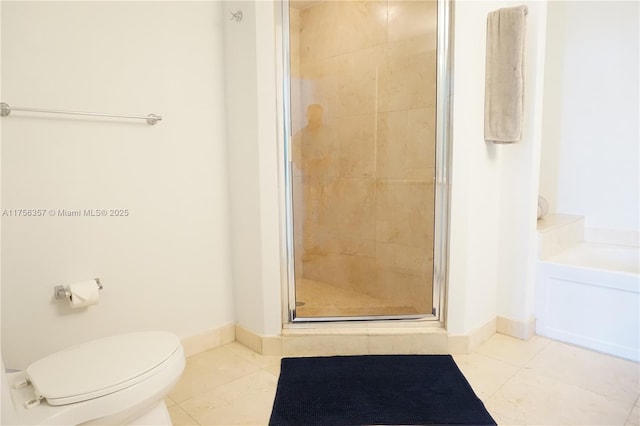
left=527, top=340, right=640, bottom=405
left=168, top=405, right=200, bottom=426
left=452, top=353, right=520, bottom=399
left=486, top=368, right=634, bottom=425
left=262, top=360, right=282, bottom=378
left=165, top=396, right=176, bottom=408
left=626, top=398, right=640, bottom=426
left=179, top=370, right=278, bottom=426
left=169, top=344, right=262, bottom=403
left=227, top=341, right=282, bottom=371
left=165, top=333, right=640, bottom=426
left=476, top=333, right=551, bottom=366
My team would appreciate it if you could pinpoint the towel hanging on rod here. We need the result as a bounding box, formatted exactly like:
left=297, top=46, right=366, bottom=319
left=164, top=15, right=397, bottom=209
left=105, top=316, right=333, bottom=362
left=0, top=101, right=162, bottom=125
left=484, top=5, right=528, bottom=143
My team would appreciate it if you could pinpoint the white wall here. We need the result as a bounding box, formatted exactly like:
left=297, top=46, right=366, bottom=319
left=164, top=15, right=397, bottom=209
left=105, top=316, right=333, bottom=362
left=447, top=0, right=548, bottom=334
left=540, top=1, right=639, bottom=233
left=1, top=2, right=235, bottom=369
left=223, top=0, right=282, bottom=337
left=495, top=0, right=548, bottom=324
left=231, top=0, right=551, bottom=337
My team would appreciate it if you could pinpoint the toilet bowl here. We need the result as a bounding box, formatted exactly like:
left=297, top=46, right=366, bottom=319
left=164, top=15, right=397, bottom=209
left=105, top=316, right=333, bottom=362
left=2, top=331, right=185, bottom=425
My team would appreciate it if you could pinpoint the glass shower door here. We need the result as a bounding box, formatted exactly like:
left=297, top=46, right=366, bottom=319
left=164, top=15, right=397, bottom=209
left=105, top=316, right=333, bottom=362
left=285, top=0, right=448, bottom=320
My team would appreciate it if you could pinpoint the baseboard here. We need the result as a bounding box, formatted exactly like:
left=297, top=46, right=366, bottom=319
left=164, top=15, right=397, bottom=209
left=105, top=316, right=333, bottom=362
left=235, top=324, right=262, bottom=353
left=180, top=323, right=236, bottom=357
left=496, top=315, right=536, bottom=340
left=235, top=324, right=284, bottom=356
left=448, top=317, right=497, bottom=354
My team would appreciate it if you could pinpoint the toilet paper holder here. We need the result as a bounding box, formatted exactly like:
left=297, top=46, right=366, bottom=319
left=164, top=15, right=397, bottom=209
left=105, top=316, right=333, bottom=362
left=54, top=278, right=103, bottom=300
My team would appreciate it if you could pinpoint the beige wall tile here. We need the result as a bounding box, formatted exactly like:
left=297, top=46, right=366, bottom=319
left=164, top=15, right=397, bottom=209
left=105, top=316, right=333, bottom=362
left=375, top=179, right=435, bottom=247
left=374, top=241, right=433, bottom=312
left=388, top=0, right=438, bottom=43
left=334, top=1, right=387, bottom=55
left=300, top=121, right=340, bottom=178
left=337, top=113, right=376, bottom=177
left=373, top=265, right=432, bottom=313
left=303, top=176, right=375, bottom=240
left=300, top=55, right=344, bottom=78
left=375, top=241, right=433, bottom=273
left=304, top=231, right=376, bottom=258
left=337, top=45, right=387, bottom=117
left=376, top=109, right=436, bottom=180
left=300, top=2, right=338, bottom=62
left=292, top=174, right=305, bottom=280
left=289, top=8, right=301, bottom=77
left=303, top=251, right=376, bottom=293
left=338, top=65, right=379, bottom=117
left=296, top=61, right=342, bottom=127
left=301, top=1, right=387, bottom=62
left=387, top=48, right=437, bottom=111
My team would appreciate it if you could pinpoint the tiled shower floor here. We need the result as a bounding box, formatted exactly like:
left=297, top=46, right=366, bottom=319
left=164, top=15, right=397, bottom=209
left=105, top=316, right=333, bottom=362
left=294, top=278, right=420, bottom=317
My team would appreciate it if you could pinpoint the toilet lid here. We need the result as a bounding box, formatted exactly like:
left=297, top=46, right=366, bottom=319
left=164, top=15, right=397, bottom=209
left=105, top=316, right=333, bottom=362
left=26, top=331, right=181, bottom=405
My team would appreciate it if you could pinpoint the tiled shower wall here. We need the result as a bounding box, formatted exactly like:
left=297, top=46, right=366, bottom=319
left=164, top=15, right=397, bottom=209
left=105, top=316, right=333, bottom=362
left=290, top=1, right=437, bottom=313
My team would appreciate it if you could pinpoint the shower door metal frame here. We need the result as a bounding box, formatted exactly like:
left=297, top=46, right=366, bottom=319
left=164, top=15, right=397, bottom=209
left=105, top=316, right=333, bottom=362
left=276, top=0, right=454, bottom=324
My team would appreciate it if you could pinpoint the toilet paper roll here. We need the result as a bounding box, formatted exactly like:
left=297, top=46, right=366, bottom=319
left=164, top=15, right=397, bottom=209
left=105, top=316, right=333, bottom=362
left=68, top=280, right=100, bottom=308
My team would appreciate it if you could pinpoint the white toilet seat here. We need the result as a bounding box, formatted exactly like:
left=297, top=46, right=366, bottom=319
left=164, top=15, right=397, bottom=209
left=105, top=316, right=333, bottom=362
left=7, top=331, right=185, bottom=426
left=26, top=331, right=181, bottom=406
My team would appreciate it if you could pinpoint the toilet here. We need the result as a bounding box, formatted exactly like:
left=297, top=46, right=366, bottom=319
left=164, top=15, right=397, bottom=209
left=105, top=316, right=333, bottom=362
left=1, top=331, right=185, bottom=425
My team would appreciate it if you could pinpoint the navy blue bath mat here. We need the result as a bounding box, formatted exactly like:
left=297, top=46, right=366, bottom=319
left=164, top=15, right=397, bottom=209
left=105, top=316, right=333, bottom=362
left=269, top=354, right=496, bottom=426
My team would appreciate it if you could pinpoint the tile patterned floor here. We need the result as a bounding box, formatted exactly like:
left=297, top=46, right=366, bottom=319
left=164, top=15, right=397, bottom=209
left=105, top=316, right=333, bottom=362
left=167, top=334, right=640, bottom=425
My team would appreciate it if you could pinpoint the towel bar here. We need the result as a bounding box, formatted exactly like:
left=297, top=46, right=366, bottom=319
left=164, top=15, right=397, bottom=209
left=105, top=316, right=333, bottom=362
left=0, top=102, right=162, bottom=125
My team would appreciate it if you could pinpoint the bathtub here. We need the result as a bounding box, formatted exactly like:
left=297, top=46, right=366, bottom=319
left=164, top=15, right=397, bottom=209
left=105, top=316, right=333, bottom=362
left=535, top=242, right=640, bottom=361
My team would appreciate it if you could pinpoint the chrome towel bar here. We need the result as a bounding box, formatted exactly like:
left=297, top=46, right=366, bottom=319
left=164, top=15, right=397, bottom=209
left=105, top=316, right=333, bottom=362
left=0, top=101, right=162, bottom=125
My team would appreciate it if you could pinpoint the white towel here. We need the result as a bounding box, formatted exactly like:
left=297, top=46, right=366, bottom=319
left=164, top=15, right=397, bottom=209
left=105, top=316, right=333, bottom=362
left=484, top=5, right=528, bottom=143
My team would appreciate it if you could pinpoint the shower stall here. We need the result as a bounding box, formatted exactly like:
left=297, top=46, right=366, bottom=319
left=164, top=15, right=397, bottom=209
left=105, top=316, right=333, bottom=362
left=281, top=0, right=451, bottom=322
